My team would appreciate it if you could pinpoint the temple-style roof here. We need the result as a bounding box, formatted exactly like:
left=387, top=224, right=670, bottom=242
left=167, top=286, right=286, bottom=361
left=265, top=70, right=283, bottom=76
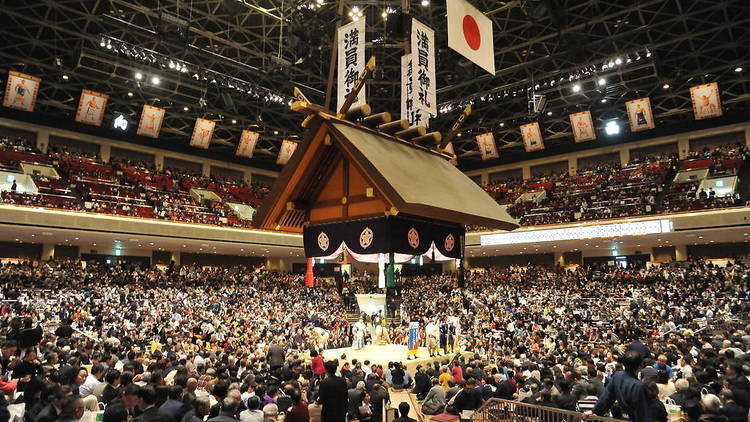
left=254, top=115, right=519, bottom=232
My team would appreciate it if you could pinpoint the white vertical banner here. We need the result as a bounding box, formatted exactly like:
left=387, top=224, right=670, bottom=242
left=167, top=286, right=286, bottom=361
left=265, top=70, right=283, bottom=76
left=476, top=132, right=499, bottom=160
left=400, top=55, right=430, bottom=128
left=337, top=19, right=366, bottom=112
left=411, top=19, right=437, bottom=116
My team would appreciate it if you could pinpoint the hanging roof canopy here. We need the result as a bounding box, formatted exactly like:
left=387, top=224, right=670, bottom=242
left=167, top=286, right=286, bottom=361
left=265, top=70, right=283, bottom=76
left=254, top=114, right=519, bottom=232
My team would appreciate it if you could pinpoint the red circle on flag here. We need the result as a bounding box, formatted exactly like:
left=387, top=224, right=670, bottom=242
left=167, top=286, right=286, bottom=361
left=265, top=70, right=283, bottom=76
left=462, top=15, right=481, bottom=51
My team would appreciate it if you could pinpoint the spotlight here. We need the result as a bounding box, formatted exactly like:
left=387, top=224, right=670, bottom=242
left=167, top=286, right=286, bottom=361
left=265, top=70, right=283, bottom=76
left=381, top=10, right=387, bottom=17
left=106, top=42, right=112, bottom=49
left=605, top=120, right=620, bottom=135
left=134, top=72, right=143, bottom=80
left=421, top=0, right=430, bottom=5
left=100, top=39, right=106, bottom=47
left=273, top=130, right=279, bottom=135
left=499, top=122, right=505, bottom=127
left=608, top=61, right=614, bottom=68
left=127, top=92, right=134, bottom=97
left=151, top=76, right=160, bottom=85
left=183, top=106, right=189, bottom=111
left=62, top=74, right=69, bottom=80
left=351, top=6, right=359, bottom=12
left=546, top=111, right=553, bottom=116
left=615, top=57, right=622, bottom=65
left=169, top=61, right=175, bottom=69
left=598, top=78, right=606, bottom=86
left=662, top=83, right=670, bottom=89
left=181, top=66, right=189, bottom=73
left=572, top=84, right=581, bottom=93
left=231, top=119, right=237, bottom=124
left=735, top=66, right=743, bottom=72
left=601, top=98, right=607, bottom=103
left=646, top=51, right=652, bottom=57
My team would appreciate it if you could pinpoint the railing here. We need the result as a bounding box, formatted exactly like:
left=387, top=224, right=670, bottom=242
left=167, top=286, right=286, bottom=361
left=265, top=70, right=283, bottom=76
left=471, top=399, right=624, bottom=422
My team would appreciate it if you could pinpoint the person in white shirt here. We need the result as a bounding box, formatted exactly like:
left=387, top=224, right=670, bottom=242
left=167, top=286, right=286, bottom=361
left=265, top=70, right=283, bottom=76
left=78, top=363, right=105, bottom=398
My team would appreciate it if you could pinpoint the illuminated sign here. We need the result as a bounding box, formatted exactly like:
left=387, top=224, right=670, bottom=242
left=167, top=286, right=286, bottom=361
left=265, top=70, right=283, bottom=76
left=113, top=114, right=128, bottom=130
left=481, top=219, right=673, bottom=246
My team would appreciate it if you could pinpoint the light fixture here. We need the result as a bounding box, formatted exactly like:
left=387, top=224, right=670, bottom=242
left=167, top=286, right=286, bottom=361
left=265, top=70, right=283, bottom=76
left=127, top=92, right=134, bottom=97
left=546, top=111, right=553, bottom=116
left=499, top=122, right=505, bottom=127
left=605, top=120, right=620, bottom=135
left=100, top=39, right=106, bottom=47
left=62, top=74, right=69, bottom=80
left=134, top=72, right=143, bottom=80
left=183, top=106, right=189, bottom=111
left=151, top=76, right=160, bottom=85
left=614, top=57, right=622, bottom=65
left=169, top=61, right=175, bottom=69
left=662, top=83, right=670, bottom=89
left=601, top=98, right=607, bottom=103
left=735, top=66, right=743, bottom=72
left=598, top=78, right=606, bottom=86
left=421, top=0, right=430, bottom=6
left=231, top=119, right=237, bottom=124
left=273, top=130, right=279, bottom=135
left=572, top=84, right=581, bottom=93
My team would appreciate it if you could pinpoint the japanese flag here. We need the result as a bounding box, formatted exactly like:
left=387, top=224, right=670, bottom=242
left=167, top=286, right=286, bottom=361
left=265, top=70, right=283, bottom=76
left=447, top=0, right=495, bottom=75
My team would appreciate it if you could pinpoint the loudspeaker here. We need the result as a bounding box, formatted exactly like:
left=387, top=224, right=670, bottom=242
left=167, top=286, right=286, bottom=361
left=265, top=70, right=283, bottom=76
left=386, top=11, right=410, bottom=41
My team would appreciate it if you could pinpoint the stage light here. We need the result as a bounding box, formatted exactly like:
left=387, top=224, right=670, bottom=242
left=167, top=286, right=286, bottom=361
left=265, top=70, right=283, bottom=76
left=572, top=84, right=581, bottom=93
left=735, top=66, right=743, bottom=72
left=183, top=106, right=189, bottom=111
left=608, top=61, right=614, bottom=68
left=662, top=83, right=670, bottom=89
left=62, top=74, right=69, bottom=80
left=231, top=119, right=237, bottom=124
left=134, top=72, right=143, bottom=80
left=100, top=39, right=106, bottom=47
left=106, top=42, right=112, bottom=49
left=614, top=57, right=622, bottom=65
left=181, top=66, right=188, bottom=73
left=151, top=76, right=160, bottom=85
left=546, top=111, right=553, bottom=116
left=499, top=122, right=505, bottom=127
left=605, top=120, right=620, bottom=135
left=646, top=50, right=652, bottom=57
left=273, top=130, right=279, bottom=135
left=601, top=98, right=607, bottom=103
left=598, top=78, right=606, bottom=86
left=169, top=61, right=175, bottom=69
left=351, top=6, right=359, bottom=12
left=127, top=92, right=134, bottom=97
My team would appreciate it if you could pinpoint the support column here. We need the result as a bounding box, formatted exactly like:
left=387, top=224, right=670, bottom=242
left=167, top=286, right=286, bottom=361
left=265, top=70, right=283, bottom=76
left=677, top=136, right=690, bottom=159
left=480, top=172, right=489, bottom=186
left=202, top=162, right=211, bottom=177
left=568, top=158, right=577, bottom=175
left=305, top=257, right=315, bottom=287
left=100, top=144, right=111, bottom=163
left=522, top=165, right=531, bottom=180
left=620, top=148, right=631, bottom=166
left=244, top=170, right=253, bottom=184
left=154, top=153, right=165, bottom=171
left=675, top=244, right=688, bottom=262
left=36, top=130, right=50, bottom=154
left=554, top=252, right=565, bottom=266
left=41, top=243, right=54, bottom=261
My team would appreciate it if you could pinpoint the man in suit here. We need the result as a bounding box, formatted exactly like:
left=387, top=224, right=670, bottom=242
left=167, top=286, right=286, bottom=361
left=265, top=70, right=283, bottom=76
left=55, top=396, right=85, bottom=422
left=206, top=397, right=239, bottom=422
left=267, top=342, right=285, bottom=373
left=412, top=366, right=431, bottom=400
left=33, top=385, right=73, bottom=422
left=134, top=386, right=170, bottom=422
left=160, top=385, right=186, bottom=422
left=102, top=370, right=121, bottom=405
left=318, top=360, right=348, bottom=422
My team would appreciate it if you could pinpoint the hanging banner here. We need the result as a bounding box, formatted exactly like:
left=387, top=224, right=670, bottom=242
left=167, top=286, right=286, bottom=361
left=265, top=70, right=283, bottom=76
left=236, top=130, right=259, bottom=158
left=3, top=71, right=41, bottom=112
left=476, top=132, right=499, bottom=160
left=190, top=118, right=215, bottom=149
left=444, top=141, right=458, bottom=166
left=520, top=122, right=544, bottom=152
left=408, top=321, right=419, bottom=356
left=337, top=19, right=366, bottom=112
left=400, top=54, right=429, bottom=128
left=447, top=0, right=495, bottom=75
left=625, top=97, right=655, bottom=132
left=137, top=105, right=166, bottom=139
left=690, top=82, right=722, bottom=120
left=569, top=110, right=596, bottom=143
left=411, top=19, right=437, bottom=116
left=75, top=89, right=109, bottom=127
left=276, top=139, right=298, bottom=165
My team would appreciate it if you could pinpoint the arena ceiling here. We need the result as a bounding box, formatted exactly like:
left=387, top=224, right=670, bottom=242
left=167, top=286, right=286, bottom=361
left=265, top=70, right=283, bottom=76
left=1, top=0, right=749, bottom=170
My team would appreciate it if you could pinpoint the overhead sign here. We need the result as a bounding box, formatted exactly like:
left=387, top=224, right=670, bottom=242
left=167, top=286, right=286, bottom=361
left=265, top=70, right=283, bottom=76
left=337, top=19, right=366, bottom=111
